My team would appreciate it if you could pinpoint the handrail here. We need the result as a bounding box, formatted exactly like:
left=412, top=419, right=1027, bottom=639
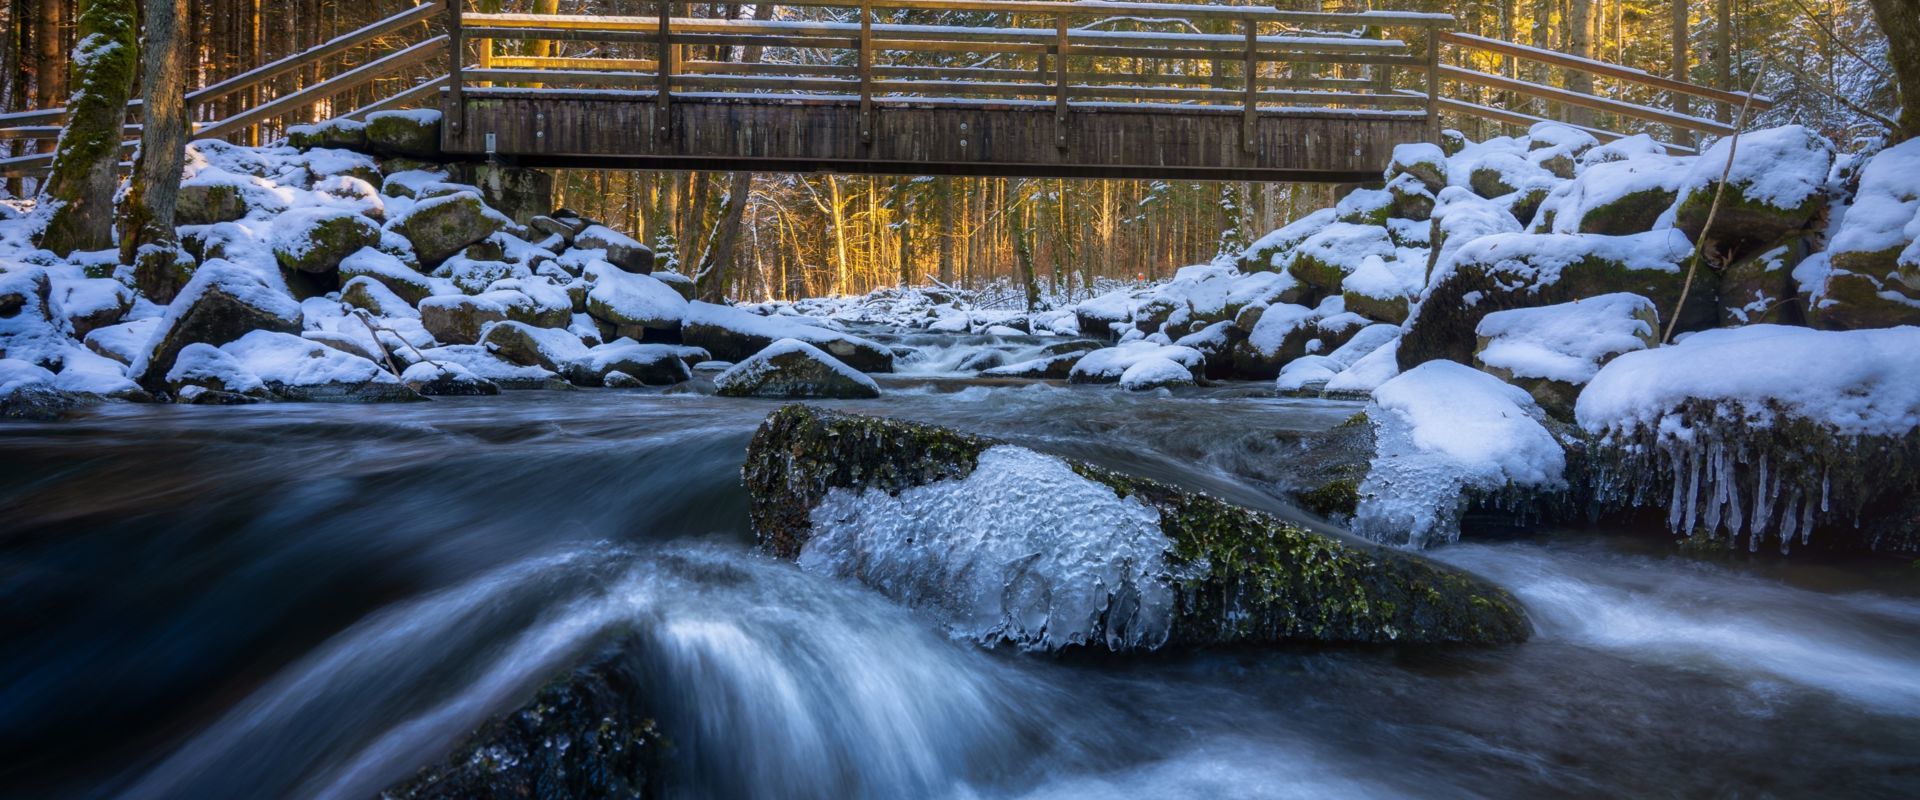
left=1438, top=64, right=1736, bottom=135
left=1439, top=31, right=1772, bottom=111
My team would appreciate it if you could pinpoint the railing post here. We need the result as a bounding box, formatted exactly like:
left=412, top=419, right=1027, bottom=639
left=447, top=0, right=464, bottom=135
left=1054, top=14, right=1068, bottom=149
left=859, top=0, right=873, bottom=144
left=1242, top=18, right=1257, bottom=154
left=1424, top=24, right=1441, bottom=143
left=656, top=0, right=672, bottom=140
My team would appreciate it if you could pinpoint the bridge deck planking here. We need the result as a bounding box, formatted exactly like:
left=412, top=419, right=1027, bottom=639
left=442, top=89, right=1422, bottom=182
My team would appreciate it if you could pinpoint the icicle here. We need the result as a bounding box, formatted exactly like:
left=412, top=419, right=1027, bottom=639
left=1821, top=466, right=1831, bottom=514
left=1724, top=452, right=1745, bottom=543
left=1800, top=496, right=1816, bottom=547
left=1749, top=452, right=1771, bottom=540
left=1776, top=488, right=1803, bottom=554
left=1681, top=443, right=1703, bottom=536
left=1667, top=446, right=1689, bottom=532
left=1703, top=442, right=1727, bottom=536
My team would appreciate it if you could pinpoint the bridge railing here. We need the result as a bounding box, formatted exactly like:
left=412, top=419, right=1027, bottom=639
left=0, top=2, right=451, bottom=178
left=452, top=1, right=1454, bottom=151
left=1427, top=30, right=1775, bottom=154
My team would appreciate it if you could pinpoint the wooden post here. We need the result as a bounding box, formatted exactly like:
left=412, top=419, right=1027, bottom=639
left=859, top=0, right=872, bottom=143
left=1424, top=24, right=1441, bottom=142
left=448, top=0, right=464, bottom=134
left=1242, top=19, right=1257, bottom=154
left=656, top=0, right=672, bottom=140
left=1054, top=14, right=1068, bottom=149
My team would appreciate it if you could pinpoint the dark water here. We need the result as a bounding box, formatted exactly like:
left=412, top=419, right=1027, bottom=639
left=4, top=334, right=1920, bottom=799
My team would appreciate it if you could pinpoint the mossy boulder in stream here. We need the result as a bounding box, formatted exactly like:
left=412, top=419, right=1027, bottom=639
left=743, top=405, right=1530, bottom=649
left=381, top=645, right=665, bottom=800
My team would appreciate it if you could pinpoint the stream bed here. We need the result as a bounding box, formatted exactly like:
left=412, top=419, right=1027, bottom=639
left=4, top=341, right=1920, bottom=799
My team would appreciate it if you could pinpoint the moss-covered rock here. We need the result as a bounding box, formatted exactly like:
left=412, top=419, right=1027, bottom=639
left=1575, top=188, right=1677, bottom=236
left=1674, top=181, right=1826, bottom=258
left=286, top=118, right=367, bottom=152
left=381, top=645, right=664, bottom=800
left=1385, top=174, right=1436, bottom=222
left=363, top=111, right=444, bottom=160
left=394, top=192, right=508, bottom=268
left=450, top=163, right=554, bottom=226
left=272, top=209, right=383, bottom=274
left=744, top=406, right=1530, bottom=647
left=1717, top=238, right=1809, bottom=326
left=1399, top=231, right=1712, bottom=371
left=1385, top=142, right=1448, bottom=192
left=420, top=294, right=511, bottom=346
left=174, top=183, right=252, bottom=226
left=131, top=262, right=304, bottom=392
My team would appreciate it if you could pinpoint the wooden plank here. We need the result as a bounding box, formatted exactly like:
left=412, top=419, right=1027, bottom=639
left=859, top=1, right=874, bottom=143
left=656, top=1, right=672, bottom=139
left=1055, top=14, right=1069, bottom=148
left=1439, top=31, right=1773, bottom=110
left=1439, top=64, right=1736, bottom=135
left=492, top=56, right=660, bottom=71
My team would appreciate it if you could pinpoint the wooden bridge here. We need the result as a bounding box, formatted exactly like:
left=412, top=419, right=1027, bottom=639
left=0, top=1, right=1771, bottom=183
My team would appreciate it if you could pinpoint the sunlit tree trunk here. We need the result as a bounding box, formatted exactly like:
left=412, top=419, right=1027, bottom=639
left=1865, top=0, right=1920, bottom=141
left=1567, top=0, right=1595, bottom=126
left=936, top=176, right=954, bottom=285
left=1671, top=0, right=1692, bottom=146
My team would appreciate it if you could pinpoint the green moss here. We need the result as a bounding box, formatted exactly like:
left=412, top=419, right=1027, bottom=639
left=36, top=0, right=140, bottom=255
left=1298, top=478, right=1360, bottom=518
left=744, top=406, right=1531, bottom=646
left=1576, top=188, right=1679, bottom=235
left=1674, top=179, right=1826, bottom=256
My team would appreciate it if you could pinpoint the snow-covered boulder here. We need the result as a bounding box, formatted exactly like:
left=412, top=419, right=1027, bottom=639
left=1339, top=253, right=1424, bottom=325
left=362, top=110, right=442, bottom=160
left=218, top=330, right=420, bottom=402
left=84, top=318, right=159, bottom=366
left=1386, top=142, right=1448, bottom=192
left=415, top=344, right=559, bottom=389
left=1673, top=124, right=1832, bottom=255
left=420, top=292, right=521, bottom=345
left=48, top=277, right=132, bottom=338
left=577, top=340, right=697, bottom=386
left=744, top=405, right=1529, bottom=649
left=1472, top=292, right=1658, bottom=417
left=0, top=358, right=90, bottom=420
left=340, top=276, right=417, bottom=319
left=1354, top=361, right=1568, bottom=547
left=1716, top=239, right=1809, bottom=326
left=1237, top=208, right=1335, bottom=274
left=1284, top=222, right=1396, bottom=295
left=270, top=208, right=383, bottom=275
left=401, top=359, right=499, bottom=396
left=575, top=225, right=655, bottom=275
left=390, top=191, right=508, bottom=267
left=583, top=261, right=686, bottom=335
left=1807, top=138, right=1920, bottom=329
left=1531, top=153, right=1686, bottom=235
left=478, top=320, right=590, bottom=376
left=715, top=339, right=880, bottom=399
left=1275, top=323, right=1399, bottom=394
left=164, top=342, right=269, bottom=401
left=286, top=117, right=367, bottom=152
left=130, top=261, right=304, bottom=391
left=683, top=301, right=893, bottom=373
left=1118, top=356, right=1194, bottom=391
left=336, top=247, right=436, bottom=305
left=1228, top=297, right=1365, bottom=379
left=1577, top=325, right=1920, bottom=553
left=1400, top=229, right=1704, bottom=370
left=1069, top=340, right=1203, bottom=384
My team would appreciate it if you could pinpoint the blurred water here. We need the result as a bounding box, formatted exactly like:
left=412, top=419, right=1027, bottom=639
left=2, top=374, right=1917, bottom=799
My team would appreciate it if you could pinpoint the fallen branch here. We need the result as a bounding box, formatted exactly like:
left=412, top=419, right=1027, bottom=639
left=1663, top=60, right=1769, bottom=345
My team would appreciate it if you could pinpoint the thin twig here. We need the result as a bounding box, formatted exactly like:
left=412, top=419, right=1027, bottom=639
left=1664, top=61, right=1770, bottom=345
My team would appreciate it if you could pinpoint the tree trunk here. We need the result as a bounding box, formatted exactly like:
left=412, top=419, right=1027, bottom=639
left=1012, top=181, right=1041, bottom=312
left=894, top=179, right=910, bottom=287
left=39, top=0, right=139, bottom=256
left=120, top=0, right=190, bottom=301
left=1868, top=0, right=1920, bottom=142
left=1714, top=0, right=1732, bottom=123
left=826, top=175, right=849, bottom=296
left=696, top=171, right=751, bottom=302
left=1566, top=0, right=1595, bottom=126
left=936, top=176, right=954, bottom=285
left=33, top=0, right=64, bottom=109
left=1671, top=0, right=1692, bottom=146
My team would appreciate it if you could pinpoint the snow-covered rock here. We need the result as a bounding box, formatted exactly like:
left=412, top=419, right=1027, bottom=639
left=1118, top=356, right=1194, bottom=391
left=1354, top=361, right=1567, bottom=548
left=583, top=261, right=686, bottom=334
left=130, top=261, right=304, bottom=391
left=683, top=301, right=893, bottom=373
left=715, top=339, right=880, bottom=399
left=1069, top=340, right=1203, bottom=384
left=1473, top=292, right=1659, bottom=415
left=1577, top=325, right=1920, bottom=552
left=218, top=330, right=420, bottom=402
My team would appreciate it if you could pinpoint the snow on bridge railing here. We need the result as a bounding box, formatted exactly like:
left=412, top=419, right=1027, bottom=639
left=449, top=1, right=1455, bottom=148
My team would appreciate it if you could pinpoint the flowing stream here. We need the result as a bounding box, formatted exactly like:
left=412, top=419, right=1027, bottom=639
left=4, top=330, right=1919, bottom=799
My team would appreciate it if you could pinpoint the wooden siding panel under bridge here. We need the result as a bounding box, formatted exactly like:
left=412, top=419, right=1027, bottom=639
left=441, top=89, right=1428, bottom=182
